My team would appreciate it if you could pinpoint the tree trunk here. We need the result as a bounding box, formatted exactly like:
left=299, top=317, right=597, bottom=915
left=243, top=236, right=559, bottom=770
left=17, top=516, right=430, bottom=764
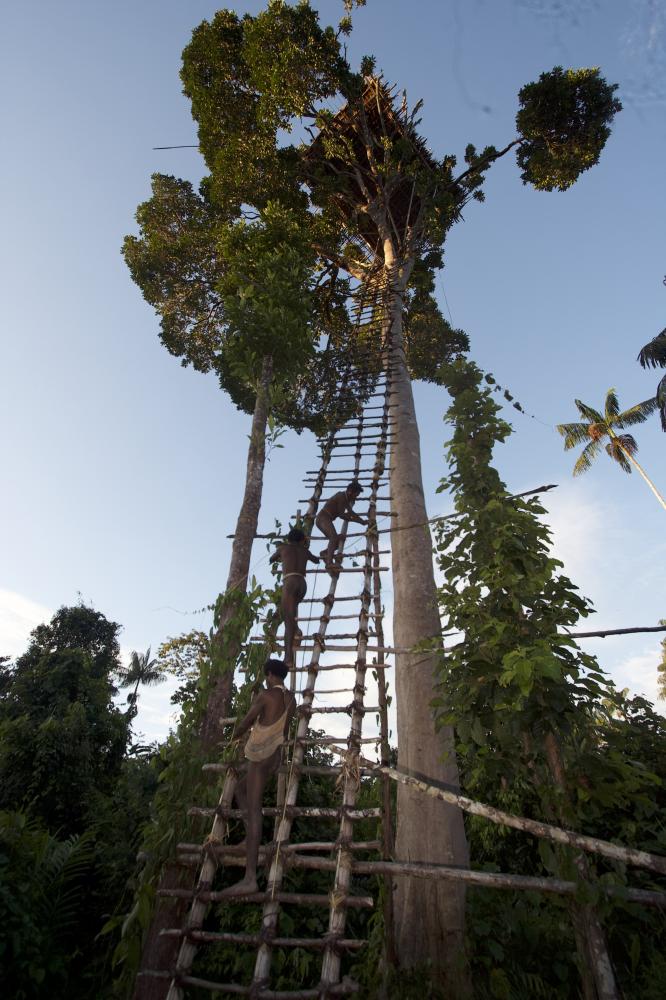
left=200, top=355, right=273, bottom=752
left=384, top=246, right=469, bottom=994
left=544, top=732, right=620, bottom=1000
left=133, top=356, right=272, bottom=999
left=619, top=444, right=666, bottom=511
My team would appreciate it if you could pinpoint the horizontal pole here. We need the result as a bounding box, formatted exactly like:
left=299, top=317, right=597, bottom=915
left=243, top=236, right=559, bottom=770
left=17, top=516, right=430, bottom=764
left=202, top=762, right=377, bottom=778
left=176, top=839, right=381, bottom=856
left=289, top=855, right=666, bottom=909
left=327, top=747, right=666, bottom=877
left=158, top=928, right=366, bottom=951
left=569, top=624, right=666, bottom=639
left=188, top=804, right=381, bottom=819
left=157, top=888, right=374, bottom=909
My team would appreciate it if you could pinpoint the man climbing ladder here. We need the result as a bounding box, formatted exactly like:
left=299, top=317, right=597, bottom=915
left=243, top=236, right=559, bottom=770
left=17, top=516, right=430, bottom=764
left=270, top=527, right=320, bottom=666
left=222, top=658, right=296, bottom=898
left=315, top=479, right=367, bottom=573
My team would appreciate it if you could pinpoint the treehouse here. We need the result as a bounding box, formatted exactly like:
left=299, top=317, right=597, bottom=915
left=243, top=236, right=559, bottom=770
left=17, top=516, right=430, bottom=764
left=304, top=77, right=445, bottom=260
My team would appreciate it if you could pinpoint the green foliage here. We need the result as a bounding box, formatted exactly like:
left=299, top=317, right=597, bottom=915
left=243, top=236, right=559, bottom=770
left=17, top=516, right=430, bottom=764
left=181, top=4, right=356, bottom=208
left=402, top=266, right=469, bottom=382
left=0, top=810, right=94, bottom=998
left=434, top=354, right=666, bottom=996
left=434, top=358, right=604, bottom=790
left=104, top=582, right=275, bottom=993
left=638, top=328, right=666, bottom=370
left=516, top=66, right=622, bottom=191
left=0, top=605, right=129, bottom=835
left=0, top=605, right=160, bottom=999
left=637, top=329, right=666, bottom=432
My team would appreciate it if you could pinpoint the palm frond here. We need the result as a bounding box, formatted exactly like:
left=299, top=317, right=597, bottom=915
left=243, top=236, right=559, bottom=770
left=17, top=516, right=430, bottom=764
left=556, top=421, right=592, bottom=450
left=574, top=399, right=603, bottom=423
left=657, top=373, right=666, bottom=432
left=573, top=438, right=602, bottom=476
left=616, top=433, right=638, bottom=456
left=604, top=388, right=620, bottom=421
left=637, top=329, right=666, bottom=369
left=616, top=396, right=658, bottom=427
left=605, top=439, right=632, bottom=473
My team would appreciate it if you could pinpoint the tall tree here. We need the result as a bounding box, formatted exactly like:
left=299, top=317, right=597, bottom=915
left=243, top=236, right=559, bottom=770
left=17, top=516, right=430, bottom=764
left=557, top=389, right=665, bottom=511
left=0, top=605, right=128, bottom=835
left=175, top=4, right=621, bottom=987
left=124, top=177, right=368, bottom=750
left=118, top=647, right=166, bottom=710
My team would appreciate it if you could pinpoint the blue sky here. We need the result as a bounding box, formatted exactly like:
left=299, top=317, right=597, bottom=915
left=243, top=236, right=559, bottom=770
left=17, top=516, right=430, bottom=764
left=2, top=0, right=664, bottom=741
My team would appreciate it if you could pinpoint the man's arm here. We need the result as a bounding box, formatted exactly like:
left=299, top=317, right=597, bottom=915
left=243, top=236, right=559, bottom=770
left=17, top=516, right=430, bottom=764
left=306, top=549, right=321, bottom=563
left=234, top=692, right=266, bottom=738
left=342, top=499, right=367, bottom=525
left=269, top=545, right=282, bottom=566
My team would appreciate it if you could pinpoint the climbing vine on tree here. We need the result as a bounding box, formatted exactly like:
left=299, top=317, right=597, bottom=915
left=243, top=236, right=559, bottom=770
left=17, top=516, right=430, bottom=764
left=433, top=356, right=666, bottom=996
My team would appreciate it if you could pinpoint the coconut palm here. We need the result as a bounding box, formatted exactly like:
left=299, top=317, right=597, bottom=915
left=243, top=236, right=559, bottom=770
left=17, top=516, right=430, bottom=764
left=637, top=328, right=666, bottom=432
left=557, top=389, right=666, bottom=510
left=118, top=647, right=166, bottom=709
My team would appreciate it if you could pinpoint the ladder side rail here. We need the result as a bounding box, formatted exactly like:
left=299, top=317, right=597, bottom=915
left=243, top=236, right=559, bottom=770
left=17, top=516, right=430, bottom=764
left=320, top=352, right=392, bottom=989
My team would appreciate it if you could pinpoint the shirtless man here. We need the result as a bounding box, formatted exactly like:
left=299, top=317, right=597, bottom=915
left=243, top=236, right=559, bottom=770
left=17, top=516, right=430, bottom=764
left=315, top=479, right=367, bottom=571
left=222, top=658, right=296, bottom=897
left=269, top=527, right=320, bottom=666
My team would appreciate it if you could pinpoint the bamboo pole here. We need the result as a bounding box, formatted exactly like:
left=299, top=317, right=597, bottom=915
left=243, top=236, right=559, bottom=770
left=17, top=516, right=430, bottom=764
left=325, top=746, right=666, bottom=876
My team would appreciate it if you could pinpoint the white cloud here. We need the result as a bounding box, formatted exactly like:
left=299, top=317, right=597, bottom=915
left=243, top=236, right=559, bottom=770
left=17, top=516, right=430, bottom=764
left=610, top=647, right=664, bottom=707
left=0, top=588, right=52, bottom=659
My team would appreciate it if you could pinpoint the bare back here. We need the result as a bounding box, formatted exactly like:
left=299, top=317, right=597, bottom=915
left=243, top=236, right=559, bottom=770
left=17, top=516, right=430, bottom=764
left=279, top=542, right=310, bottom=576
left=257, top=685, right=295, bottom=729
left=320, top=490, right=351, bottom=520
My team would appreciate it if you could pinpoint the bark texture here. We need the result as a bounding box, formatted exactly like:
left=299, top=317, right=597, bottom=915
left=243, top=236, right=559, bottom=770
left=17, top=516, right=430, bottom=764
left=385, top=253, right=469, bottom=992
left=133, top=357, right=272, bottom=998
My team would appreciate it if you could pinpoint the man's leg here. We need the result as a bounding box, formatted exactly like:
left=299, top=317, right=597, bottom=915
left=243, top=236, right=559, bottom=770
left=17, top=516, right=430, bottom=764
left=315, top=513, right=339, bottom=567
left=222, top=751, right=281, bottom=896
left=282, top=578, right=306, bottom=665
left=282, top=582, right=298, bottom=667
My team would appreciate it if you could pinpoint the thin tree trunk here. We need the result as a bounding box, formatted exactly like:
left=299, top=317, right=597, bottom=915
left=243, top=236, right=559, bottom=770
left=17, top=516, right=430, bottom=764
left=200, top=355, right=273, bottom=751
left=133, top=356, right=272, bottom=1000
left=619, top=445, right=666, bottom=511
left=543, top=733, right=621, bottom=1000
left=384, top=243, right=469, bottom=994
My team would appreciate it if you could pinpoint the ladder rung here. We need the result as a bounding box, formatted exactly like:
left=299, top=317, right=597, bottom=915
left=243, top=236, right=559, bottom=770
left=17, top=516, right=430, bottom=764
left=305, top=566, right=388, bottom=574
left=201, top=763, right=378, bottom=779
left=189, top=804, right=382, bottom=818
left=300, top=496, right=392, bottom=503
left=296, top=611, right=384, bottom=621
left=157, top=887, right=374, bottom=909
left=158, top=928, right=367, bottom=951
left=305, top=466, right=387, bottom=474
left=143, top=970, right=362, bottom=996
left=304, top=704, right=381, bottom=715
left=177, top=838, right=381, bottom=854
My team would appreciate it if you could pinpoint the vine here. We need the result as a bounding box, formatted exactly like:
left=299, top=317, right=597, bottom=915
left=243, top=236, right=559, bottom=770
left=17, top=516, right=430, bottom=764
left=432, top=356, right=666, bottom=996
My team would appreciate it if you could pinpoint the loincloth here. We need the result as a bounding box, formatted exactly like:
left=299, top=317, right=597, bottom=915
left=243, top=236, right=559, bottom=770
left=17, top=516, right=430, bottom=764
left=244, top=712, right=287, bottom=762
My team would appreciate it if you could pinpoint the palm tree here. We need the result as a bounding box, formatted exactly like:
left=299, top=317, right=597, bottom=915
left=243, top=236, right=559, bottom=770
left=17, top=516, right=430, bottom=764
left=637, top=328, right=666, bottom=432
left=118, top=647, right=166, bottom=710
left=557, top=389, right=666, bottom=511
